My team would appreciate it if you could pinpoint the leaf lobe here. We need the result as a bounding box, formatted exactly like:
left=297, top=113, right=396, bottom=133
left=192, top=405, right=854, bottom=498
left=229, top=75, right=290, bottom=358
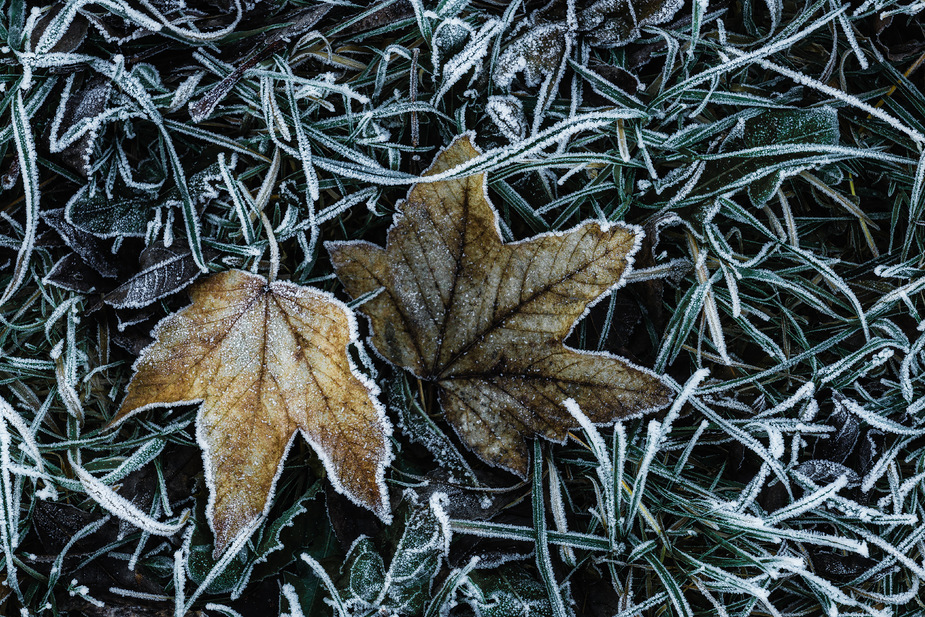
left=113, top=269, right=391, bottom=553
left=328, top=135, right=672, bottom=476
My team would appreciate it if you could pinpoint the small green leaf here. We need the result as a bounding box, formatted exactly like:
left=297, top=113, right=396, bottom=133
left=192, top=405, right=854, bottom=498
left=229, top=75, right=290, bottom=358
left=692, top=107, right=840, bottom=205
left=186, top=484, right=321, bottom=595
left=743, top=108, right=839, bottom=149
left=464, top=563, right=554, bottom=617
left=748, top=169, right=784, bottom=206
left=65, top=187, right=154, bottom=238
left=185, top=520, right=249, bottom=594
left=345, top=537, right=386, bottom=602
left=386, top=493, right=451, bottom=614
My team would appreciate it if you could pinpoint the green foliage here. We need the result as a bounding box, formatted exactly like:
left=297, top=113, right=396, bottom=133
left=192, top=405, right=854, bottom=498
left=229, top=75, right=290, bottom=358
left=186, top=482, right=322, bottom=596
left=2, top=0, right=925, bottom=614
left=336, top=493, right=450, bottom=616
left=463, top=564, right=553, bottom=617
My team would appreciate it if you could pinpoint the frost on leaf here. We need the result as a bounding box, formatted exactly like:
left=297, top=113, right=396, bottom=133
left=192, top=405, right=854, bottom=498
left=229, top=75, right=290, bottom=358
left=486, top=95, right=527, bottom=142
left=494, top=0, right=683, bottom=90
left=49, top=74, right=110, bottom=177
left=494, top=22, right=570, bottom=89
left=113, top=269, right=391, bottom=553
left=43, top=208, right=118, bottom=278
left=432, top=18, right=473, bottom=80
left=103, top=245, right=202, bottom=309
left=327, top=136, right=672, bottom=477
left=43, top=254, right=104, bottom=293
left=464, top=563, right=554, bottom=617
left=341, top=492, right=450, bottom=614
left=65, top=185, right=154, bottom=238
left=578, top=0, right=684, bottom=47
left=695, top=107, right=840, bottom=206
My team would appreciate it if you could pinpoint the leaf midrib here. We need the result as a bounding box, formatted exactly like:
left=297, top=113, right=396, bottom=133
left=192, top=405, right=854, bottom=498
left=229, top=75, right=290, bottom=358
left=435, top=225, right=621, bottom=380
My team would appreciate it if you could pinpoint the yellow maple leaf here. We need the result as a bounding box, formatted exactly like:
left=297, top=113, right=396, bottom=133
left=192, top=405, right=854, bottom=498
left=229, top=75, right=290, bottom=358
left=327, top=135, right=673, bottom=477
left=113, top=269, right=391, bottom=552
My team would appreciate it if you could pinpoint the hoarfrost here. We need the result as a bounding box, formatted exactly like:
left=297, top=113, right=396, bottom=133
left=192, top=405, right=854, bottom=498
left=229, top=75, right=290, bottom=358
left=578, top=0, right=685, bottom=47
left=63, top=185, right=154, bottom=239
left=0, top=92, right=40, bottom=310
left=431, top=19, right=501, bottom=104
left=486, top=95, right=527, bottom=142
left=43, top=208, right=118, bottom=278
left=69, top=451, right=188, bottom=536
left=392, top=382, right=480, bottom=487
left=494, top=22, right=569, bottom=89
left=432, top=18, right=473, bottom=80
left=103, top=246, right=201, bottom=309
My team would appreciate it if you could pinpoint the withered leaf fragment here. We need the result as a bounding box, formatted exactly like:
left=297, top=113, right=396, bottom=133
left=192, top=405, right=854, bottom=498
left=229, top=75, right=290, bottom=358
left=328, top=136, right=672, bottom=476
left=113, top=270, right=391, bottom=553
left=103, top=245, right=202, bottom=309
left=578, top=0, right=684, bottom=47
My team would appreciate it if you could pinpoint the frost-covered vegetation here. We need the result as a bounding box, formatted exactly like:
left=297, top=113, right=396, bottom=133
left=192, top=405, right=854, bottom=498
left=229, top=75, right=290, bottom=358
left=2, top=0, right=925, bottom=614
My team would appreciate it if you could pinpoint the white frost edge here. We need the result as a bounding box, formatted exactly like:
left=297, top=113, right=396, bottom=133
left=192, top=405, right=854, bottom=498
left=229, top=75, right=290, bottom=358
left=326, top=133, right=675, bottom=479
left=430, top=490, right=452, bottom=557
left=105, top=251, right=201, bottom=310
left=278, top=279, right=394, bottom=527
left=113, top=270, right=394, bottom=556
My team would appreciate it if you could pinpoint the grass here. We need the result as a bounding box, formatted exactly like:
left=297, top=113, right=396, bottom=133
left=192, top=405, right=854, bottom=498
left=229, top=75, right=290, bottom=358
left=2, top=0, right=925, bottom=615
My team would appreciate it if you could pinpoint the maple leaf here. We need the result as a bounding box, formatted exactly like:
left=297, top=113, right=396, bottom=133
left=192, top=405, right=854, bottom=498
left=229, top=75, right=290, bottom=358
left=112, top=269, right=391, bottom=552
left=327, top=135, right=672, bottom=476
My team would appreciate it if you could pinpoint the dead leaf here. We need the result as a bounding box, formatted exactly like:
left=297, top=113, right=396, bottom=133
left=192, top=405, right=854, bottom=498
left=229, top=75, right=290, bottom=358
left=494, top=21, right=571, bottom=89
left=103, top=245, right=202, bottom=309
left=43, top=253, right=105, bottom=293
left=43, top=208, right=119, bottom=278
left=327, top=135, right=672, bottom=477
left=494, top=0, right=683, bottom=92
left=578, top=0, right=684, bottom=48
left=48, top=74, right=111, bottom=177
left=113, top=269, right=391, bottom=552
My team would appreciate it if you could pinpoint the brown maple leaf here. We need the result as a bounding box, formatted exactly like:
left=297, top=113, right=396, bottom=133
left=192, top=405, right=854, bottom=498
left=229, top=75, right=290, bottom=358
left=112, top=269, right=391, bottom=552
left=327, top=135, right=672, bottom=477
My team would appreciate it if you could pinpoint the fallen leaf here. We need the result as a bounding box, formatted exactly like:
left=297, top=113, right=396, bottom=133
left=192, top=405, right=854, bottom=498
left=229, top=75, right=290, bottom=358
left=493, top=0, right=682, bottom=93
left=870, top=13, right=925, bottom=61
left=103, top=245, right=202, bottom=309
left=48, top=74, right=110, bottom=177
left=43, top=253, right=105, bottom=293
left=112, top=269, right=391, bottom=552
left=486, top=95, right=528, bottom=142
left=327, top=135, right=672, bottom=476
left=42, top=208, right=118, bottom=278
left=464, top=563, right=554, bottom=617
left=808, top=550, right=878, bottom=583
left=578, top=0, right=684, bottom=48
left=494, top=21, right=570, bottom=90
left=340, top=492, right=450, bottom=615
left=65, top=185, right=155, bottom=238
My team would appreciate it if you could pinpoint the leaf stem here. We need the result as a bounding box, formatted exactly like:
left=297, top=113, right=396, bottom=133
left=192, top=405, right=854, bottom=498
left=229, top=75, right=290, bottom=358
left=417, top=378, right=428, bottom=415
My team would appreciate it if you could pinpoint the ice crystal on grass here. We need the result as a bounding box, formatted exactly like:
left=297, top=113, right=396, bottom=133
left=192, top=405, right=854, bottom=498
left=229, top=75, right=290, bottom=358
left=3, top=0, right=925, bottom=614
